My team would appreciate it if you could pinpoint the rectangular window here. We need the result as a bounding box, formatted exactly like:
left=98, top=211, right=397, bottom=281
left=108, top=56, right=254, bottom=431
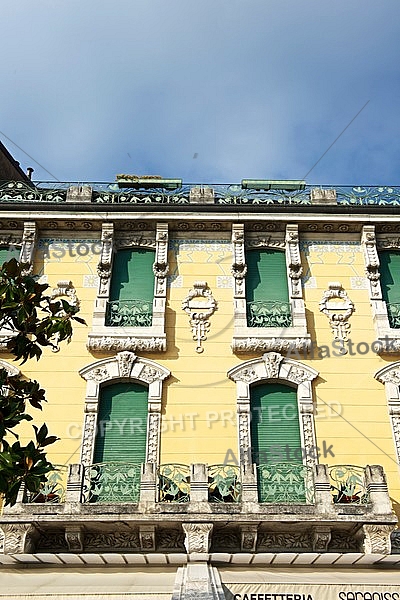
left=106, top=248, right=155, bottom=327
left=379, top=251, right=400, bottom=328
left=245, top=249, right=292, bottom=327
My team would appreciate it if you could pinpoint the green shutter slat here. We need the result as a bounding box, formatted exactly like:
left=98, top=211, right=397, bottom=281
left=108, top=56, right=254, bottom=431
left=93, top=382, right=148, bottom=464
left=110, top=249, right=155, bottom=302
left=250, top=383, right=302, bottom=464
left=246, top=249, right=289, bottom=303
left=380, top=251, right=400, bottom=304
left=0, top=246, right=20, bottom=266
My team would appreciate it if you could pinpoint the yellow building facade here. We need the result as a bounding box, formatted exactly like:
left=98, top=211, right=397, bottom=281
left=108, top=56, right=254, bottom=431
left=0, top=176, right=400, bottom=598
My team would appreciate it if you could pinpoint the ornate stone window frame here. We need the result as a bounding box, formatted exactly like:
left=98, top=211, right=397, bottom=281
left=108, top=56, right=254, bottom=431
left=0, top=221, right=37, bottom=352
left=79, top=352, right=170, bottom=465
left=227, top=352, right=319, bottom=468
left=361, top=225, right=400, bottom=353
left=87, top=222, right=168, bottom=353
left=375, top=362, right=400, bottom=464
left=231, top=223, right=310, bottom=354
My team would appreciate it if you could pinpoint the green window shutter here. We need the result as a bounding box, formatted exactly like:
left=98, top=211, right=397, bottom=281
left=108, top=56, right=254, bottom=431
left=110, top=248, right=155, bottom=302
left=250, top=383, right=306, bottom=503
left=250, top=383, right=301, bottom=464
left=107, top=248, right=155, bottom=327
left=245, top=249, right=291, bottom=327
left=0, top=246, right=20, bottom=266
left=380, top=251, right=400, bottom=328
left=93, top=382, right=148, bottom=464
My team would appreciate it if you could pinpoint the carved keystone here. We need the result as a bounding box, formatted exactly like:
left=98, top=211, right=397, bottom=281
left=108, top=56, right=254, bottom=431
left=182, top=523, right=213, bottom=554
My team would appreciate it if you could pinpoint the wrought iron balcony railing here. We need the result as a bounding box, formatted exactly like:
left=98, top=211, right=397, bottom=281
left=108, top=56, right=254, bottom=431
left=105, top=299, right=153, bottom=327
left=387, top=302, right=400, bottom=329
left=329, top=465, right=369, bottom=504
left=256, top=462, right=315, bottom=504
left=24, top=465, right=68, bottom=504
left=247, top=300, right=292, bottom=328
left=158, top=464, right=190, bottom=503
left=1, top=180, right=400, bottom=206
left=81, top=462, right=142, bottom=503
left=208, top=464, right=241, bottom=503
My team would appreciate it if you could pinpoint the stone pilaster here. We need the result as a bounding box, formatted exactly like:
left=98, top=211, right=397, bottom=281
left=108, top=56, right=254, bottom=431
left=66, top=463, right=83, bottom=503
left=314, top=464, right=334, bottom=514
left=190, top=463, right=208, bottom=503
left=365, top=464, right=394, bottom=515
left=140, top=462, right=157, bottom=503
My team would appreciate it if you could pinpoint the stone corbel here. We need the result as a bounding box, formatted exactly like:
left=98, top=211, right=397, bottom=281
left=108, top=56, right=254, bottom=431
left=182, top=523, right=213, bottom=554
left=139, top=525, right=156, bottom=551
left=153, top=223, right=169, bottom=298
left=361, top=226, right=382, bottom=299
left=20, top=221, right=37, bottom=274
left=1, top=523, right=39, bottom=554
left=312, top=527, right=331, bottom=551
left=240, top=524, right=258, bottom=551
left=231, top=224, right=247, bottom=299
left=65, top=525, right=84, bottom=552
left=285, top=224, right=303, bottom=298
left=362, top=524, right=395, bottom=554
left=97, top=223, right=114, bottom=297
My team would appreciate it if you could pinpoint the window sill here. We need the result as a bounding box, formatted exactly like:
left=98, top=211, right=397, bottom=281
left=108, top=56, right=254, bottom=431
left=232, top=326, right=311, bottom=353
left=87, top=327, right=166, bottom=353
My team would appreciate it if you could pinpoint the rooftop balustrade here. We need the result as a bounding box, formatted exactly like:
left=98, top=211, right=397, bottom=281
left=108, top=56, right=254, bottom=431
left=1, top=180, right=400, bottom=206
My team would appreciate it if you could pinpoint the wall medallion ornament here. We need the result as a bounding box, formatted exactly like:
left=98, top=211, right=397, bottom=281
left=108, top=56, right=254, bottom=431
left=182, top=281, right=217, bottom=353
left=319, top=282, right=354, bottom=354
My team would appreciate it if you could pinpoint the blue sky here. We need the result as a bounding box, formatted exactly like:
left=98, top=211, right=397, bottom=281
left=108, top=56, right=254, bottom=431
left=1, top=0, right=400, bottom=184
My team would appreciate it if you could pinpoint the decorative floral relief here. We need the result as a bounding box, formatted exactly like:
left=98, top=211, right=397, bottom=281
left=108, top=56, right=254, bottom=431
left=182, top=281, right=217, bottom=353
